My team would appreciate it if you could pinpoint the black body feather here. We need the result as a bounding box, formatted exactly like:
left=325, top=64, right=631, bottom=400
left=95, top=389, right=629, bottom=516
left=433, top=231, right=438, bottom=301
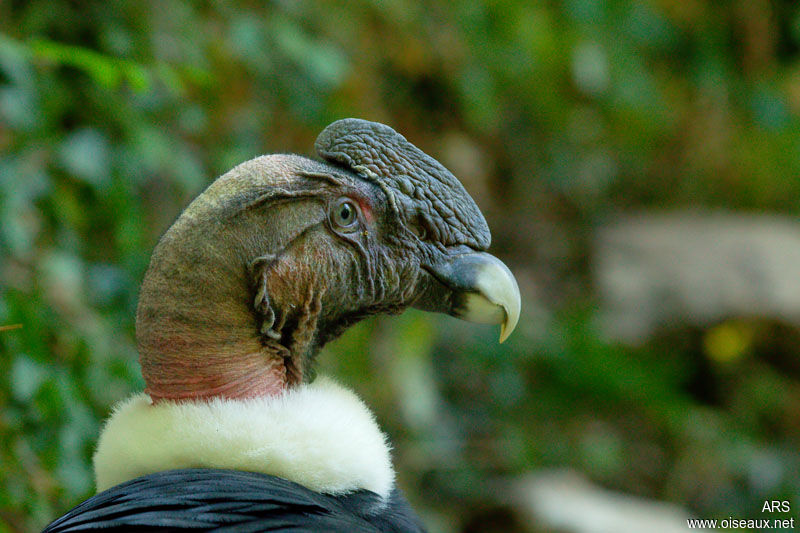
left=42, top=469, right=426, bottom=533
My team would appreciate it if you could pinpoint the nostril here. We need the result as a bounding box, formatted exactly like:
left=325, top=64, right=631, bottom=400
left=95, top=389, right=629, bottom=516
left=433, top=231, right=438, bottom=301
left=409, top=223, right=427, bottom=240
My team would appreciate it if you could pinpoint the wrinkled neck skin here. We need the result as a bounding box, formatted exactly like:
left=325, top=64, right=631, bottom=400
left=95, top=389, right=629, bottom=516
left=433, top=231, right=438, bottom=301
left=136, top=218, right=294, bottom=402
left=135, top=156, right=415, bottom=403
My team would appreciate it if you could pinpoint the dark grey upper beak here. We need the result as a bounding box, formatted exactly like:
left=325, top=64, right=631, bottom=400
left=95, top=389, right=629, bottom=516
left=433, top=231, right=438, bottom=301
left=419, top=251, right=521, bottom=343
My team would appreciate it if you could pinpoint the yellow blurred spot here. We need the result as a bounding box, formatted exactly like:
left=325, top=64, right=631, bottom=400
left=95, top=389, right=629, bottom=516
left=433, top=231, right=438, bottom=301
left=703, top=321, right=754, bottom=364
left=0, top=324, right=23, bottom=332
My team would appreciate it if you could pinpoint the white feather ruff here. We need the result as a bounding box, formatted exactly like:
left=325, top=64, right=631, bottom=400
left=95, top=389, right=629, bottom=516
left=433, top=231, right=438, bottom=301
left=93, top=377, right=395, bottom=501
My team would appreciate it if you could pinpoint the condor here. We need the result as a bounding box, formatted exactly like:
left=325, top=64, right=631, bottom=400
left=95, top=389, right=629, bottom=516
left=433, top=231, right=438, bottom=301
left=44, top=119, right=520, bottom=532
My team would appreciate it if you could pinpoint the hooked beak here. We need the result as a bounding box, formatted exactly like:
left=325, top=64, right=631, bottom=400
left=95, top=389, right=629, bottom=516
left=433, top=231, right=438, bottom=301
left=418, top=251, right=521, bottom=343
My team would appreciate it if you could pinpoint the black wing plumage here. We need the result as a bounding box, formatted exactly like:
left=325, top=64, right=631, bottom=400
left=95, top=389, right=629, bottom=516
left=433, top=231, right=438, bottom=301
left=43, top=469, right=426, bottom=533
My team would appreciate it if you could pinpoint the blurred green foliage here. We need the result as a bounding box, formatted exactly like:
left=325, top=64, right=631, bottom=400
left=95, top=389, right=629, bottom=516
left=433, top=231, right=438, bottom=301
left=2, top=1, right=800, bottom=531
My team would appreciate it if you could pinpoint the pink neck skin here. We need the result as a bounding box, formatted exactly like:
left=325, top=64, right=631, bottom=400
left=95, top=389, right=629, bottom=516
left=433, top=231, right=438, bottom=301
left=143, top=352, right=288, bottom=404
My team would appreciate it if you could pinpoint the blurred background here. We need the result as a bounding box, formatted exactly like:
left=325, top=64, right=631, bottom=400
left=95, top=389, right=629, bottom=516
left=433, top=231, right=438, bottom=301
left=2, top=1, right=800, bottom=531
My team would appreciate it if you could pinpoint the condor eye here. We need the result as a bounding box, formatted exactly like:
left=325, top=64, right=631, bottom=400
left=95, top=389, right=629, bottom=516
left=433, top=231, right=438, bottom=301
left=330, top=198, right=360, bottom=230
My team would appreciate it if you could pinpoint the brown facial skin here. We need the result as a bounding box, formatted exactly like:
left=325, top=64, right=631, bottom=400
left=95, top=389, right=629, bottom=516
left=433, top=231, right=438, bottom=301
left=137, top=156, right=419, bottom=401
left=136, top=120, right=518, bottom=402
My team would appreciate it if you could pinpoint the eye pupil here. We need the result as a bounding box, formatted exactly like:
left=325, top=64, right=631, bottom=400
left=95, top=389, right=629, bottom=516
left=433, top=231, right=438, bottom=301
left=331, top=199, right=359, bottom=229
